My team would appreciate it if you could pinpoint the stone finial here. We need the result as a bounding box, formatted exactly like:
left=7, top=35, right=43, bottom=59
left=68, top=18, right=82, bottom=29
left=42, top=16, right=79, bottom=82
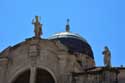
left=102, top=46, right=111, bottom=67
left=32, top=16, right=42, bottom=38
left=66, top=19, right=70, bottom=32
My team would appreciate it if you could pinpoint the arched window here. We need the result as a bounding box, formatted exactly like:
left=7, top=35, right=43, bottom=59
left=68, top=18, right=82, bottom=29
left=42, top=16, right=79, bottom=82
left=12, top=68, right=55, bottom=83
left=35, top=68, right=55, bottom=83
left=12, top=69, right=30, bottom=83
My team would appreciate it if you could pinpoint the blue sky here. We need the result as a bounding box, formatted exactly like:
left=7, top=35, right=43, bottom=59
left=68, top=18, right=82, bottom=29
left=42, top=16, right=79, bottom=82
left=0, top=0, right=125, bottom=66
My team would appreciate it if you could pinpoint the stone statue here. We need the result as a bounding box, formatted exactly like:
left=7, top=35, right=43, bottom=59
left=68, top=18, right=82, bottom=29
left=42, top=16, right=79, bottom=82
left=32, top=16, right=42, bottom=38
left=102, top=46, right=111, bottom=67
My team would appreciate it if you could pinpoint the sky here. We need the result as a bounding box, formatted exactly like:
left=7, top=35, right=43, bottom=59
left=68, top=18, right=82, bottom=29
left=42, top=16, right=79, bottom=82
left=0, top=0, right=125, bottom=67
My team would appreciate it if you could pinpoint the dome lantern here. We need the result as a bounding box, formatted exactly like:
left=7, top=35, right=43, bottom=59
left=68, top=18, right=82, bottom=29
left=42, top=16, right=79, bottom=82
left=65, top=19, right=70, bottom=32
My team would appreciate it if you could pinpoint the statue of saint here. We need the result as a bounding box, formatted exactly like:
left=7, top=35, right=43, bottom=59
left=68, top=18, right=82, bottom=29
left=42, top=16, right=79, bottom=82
left=32, top=16, right=42, bottom=38
left=102, top=46, right=111, bottom=67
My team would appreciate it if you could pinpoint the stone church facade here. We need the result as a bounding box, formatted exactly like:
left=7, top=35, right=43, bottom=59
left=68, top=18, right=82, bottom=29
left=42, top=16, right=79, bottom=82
left=0, top=16, right=125, bottom=83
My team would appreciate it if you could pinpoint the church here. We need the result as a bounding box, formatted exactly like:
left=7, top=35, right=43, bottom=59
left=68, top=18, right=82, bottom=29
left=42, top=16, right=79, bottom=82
left=0, top=16, right=125, bottom=83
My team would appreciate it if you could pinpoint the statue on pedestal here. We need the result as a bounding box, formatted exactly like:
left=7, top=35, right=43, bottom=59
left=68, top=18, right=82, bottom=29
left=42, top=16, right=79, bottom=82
left=32, top=16, right=42, bottom=38
left=102, top=46, right=111, bottom=67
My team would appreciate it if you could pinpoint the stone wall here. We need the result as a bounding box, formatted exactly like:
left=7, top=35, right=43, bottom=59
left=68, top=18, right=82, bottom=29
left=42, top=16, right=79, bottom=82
left=0, top=38, right=83, bottom=83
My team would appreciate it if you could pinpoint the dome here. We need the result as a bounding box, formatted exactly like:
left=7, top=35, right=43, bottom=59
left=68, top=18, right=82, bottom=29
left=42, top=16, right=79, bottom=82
left=48, top=32, right=87, bottom=42
left=48, top=32, right=94, bottom=59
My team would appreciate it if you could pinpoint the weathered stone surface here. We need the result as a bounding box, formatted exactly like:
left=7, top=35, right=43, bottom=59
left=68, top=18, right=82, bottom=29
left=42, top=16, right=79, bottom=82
left=0, top=37, right=125, bottom=83
left=0, top=38, right=83, bottom=83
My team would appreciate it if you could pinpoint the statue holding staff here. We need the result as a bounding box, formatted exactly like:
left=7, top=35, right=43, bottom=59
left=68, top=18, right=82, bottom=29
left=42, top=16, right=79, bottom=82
left=32, top=16, right=42, bottom=38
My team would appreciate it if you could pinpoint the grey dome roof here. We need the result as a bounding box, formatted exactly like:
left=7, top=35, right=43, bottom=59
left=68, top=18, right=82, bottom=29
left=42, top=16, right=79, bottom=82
left=48, top=32, right=87, bottom=42
left=48, top=32, right=94, bottom=59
